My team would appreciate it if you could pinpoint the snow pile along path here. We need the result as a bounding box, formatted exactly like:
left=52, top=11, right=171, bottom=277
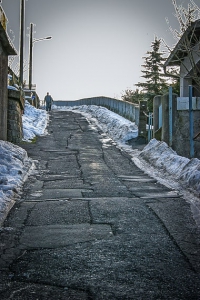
left=0, top=102, right=48, bottom=224
left=138, top=139, right=200, bottom=196
left=53, top=105, right=200, bottom=200
left=22, top=101, right=48, bottom=141
left=0, top=141, right=32, bottom=223
left=53, top=105, right=138, bottom=142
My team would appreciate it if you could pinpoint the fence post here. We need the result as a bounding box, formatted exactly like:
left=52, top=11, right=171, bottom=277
left=169, top=86, right=173, bottom=147
left=153, top=95, right=161, bottom=138
left=148, top=112, right=153, bottom=142
left=138, top=100, right=147, bottom=140
left=189, top=85, right=194, bottom=158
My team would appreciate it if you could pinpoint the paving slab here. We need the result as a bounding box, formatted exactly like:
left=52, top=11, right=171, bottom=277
left=19, top=224, right=113, bottom=249
left=129, top=186, right=171, bottom=192
left=118, top=175, right=151, bottom=179
left=43, top=179, right=90, bottom=189
left=89, top=197, right=165, bottom=235
left=11, top=234, right=200, bottom=299
left=135, top=191, right=182, bottom=198
left=4, top=202, right=36, bottom=228
left=147, top=199, right=200, bottom=272
left=120, top=177, right=157, bottom=183
left=28, top=188, right=93, bottom=200
left=26, top=200, right=91, bottom=226
left=39, top=175, right=79, bottom=181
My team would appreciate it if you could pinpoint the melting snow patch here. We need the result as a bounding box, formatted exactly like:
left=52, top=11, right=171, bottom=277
left=22, top=101, right=48, bottom=142
left=53, top=104, right=138, bottom=142
left=0, top=140, right=33, bottom=223
left=138, top=139, right=200, bottom=196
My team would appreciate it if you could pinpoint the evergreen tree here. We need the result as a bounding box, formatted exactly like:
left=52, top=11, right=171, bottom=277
left=136, top=37, right=167, bottom=110
left=121, top=88, right=143, bottom=105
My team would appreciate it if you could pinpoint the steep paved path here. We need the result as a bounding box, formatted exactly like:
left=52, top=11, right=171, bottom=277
left=1, top=110, right=200, bottom=299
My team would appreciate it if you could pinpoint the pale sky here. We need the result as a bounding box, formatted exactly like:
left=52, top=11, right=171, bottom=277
left=2, top=0, right=187, bottom=100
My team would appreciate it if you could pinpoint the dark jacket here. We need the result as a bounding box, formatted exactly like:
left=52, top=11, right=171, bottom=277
left=44, top=95, right=53, bottom=104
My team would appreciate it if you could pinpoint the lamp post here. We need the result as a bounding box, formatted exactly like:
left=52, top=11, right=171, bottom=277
left=28, top=23, right=52, bottom=90
left=19, top=0, right=25, bottom=87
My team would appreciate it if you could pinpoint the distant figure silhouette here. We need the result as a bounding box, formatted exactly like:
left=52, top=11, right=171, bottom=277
left=44, top=92, right=53, bottom=111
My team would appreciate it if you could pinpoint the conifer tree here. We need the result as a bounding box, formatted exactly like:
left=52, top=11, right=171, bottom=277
left=136, top=37, right=167, bottom=110
left=121, top=88, right=143, bottom=105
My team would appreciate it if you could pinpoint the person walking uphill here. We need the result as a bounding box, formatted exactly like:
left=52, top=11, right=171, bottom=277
left=44, top=92, right=53, bottom=111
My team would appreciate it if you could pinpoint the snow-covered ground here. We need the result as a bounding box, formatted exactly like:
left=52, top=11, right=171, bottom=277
left=0, top=101, right=47, bottom=224
left=53, top=104, right=200, bottom=226
left=22, top=101, right=48, bottom=142
left=0, top=102, right=200, bottom=226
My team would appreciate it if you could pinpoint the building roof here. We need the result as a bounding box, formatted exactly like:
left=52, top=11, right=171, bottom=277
left=164, top=19, right=200, bottom=67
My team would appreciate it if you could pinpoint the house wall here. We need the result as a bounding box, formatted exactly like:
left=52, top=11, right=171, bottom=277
left=7, top=89, right=24, bottom=143
left=180, top=42, right=200, bottom=97
left=180, top=76, right=193, bottom=97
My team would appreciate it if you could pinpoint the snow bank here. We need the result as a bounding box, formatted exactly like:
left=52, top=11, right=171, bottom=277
left=7, top=85, right=18, bottom=91
left=0, top=102, right=49, bottom=223
left=22, top=101, right=48, bottom=141
left=0, top=140, right=32, bottom=222
left=139, top=139, right=200, bottom=196
left=53, top=105, right=138, bottom=142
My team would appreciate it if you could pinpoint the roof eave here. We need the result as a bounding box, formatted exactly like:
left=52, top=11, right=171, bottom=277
left=164, top=19, right=200, bottom=67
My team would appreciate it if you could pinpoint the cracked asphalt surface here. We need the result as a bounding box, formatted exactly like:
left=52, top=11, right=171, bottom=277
left=0, top=110, right=200, bottom=299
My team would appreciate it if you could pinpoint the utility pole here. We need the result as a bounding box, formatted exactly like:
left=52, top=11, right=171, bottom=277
left=19, top=0, right=25, bottom=87
left=29, top=23, right=33, bottom=90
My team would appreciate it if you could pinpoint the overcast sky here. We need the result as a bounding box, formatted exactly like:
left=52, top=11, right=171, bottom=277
left=1, top=0, right=190, bottom=100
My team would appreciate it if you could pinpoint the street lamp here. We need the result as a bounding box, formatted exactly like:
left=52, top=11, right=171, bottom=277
left=28, top=23, right=52, bottom=90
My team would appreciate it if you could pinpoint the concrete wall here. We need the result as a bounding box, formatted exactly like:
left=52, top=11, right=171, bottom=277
left=7, top=89, right=24, bottom=143
left=54, top=96, right=139, bottom=125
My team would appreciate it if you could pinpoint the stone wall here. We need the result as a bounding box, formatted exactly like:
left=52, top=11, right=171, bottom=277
left=153, top=93, right=200, bottom=158
left=0, top=21, right=16, bottom=140
left=7, top=89, right=24, bottom=143
left=173, top=110, right=200, bottom=158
